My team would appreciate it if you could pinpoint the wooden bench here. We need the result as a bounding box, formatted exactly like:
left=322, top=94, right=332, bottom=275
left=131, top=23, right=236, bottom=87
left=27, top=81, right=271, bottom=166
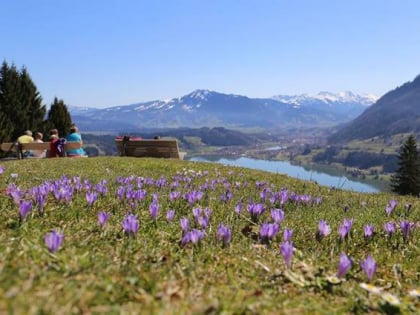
left=115, top=138, right=185, bottom=160
left=0, top=142, right=83, bottom=159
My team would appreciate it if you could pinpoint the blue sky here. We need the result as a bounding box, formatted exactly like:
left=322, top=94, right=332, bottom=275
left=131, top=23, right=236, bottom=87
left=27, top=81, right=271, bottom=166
left=2, top=0, right=420, bottom=108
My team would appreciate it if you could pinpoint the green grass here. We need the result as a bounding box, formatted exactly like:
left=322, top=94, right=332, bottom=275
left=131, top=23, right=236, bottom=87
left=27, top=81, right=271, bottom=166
left=0, top=157, right=419, bottom=314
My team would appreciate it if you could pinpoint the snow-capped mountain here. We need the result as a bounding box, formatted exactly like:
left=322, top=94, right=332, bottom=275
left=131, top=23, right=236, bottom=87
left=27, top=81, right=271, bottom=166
left=272, top=91, right=378, bottom=107
left=70, top=89, right=376, bottom=132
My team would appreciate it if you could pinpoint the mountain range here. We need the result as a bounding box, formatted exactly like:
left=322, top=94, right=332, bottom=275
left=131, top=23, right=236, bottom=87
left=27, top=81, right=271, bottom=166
left=329, top=74, right=420, bottom=143
left=69, top=90, right=378, bottom=132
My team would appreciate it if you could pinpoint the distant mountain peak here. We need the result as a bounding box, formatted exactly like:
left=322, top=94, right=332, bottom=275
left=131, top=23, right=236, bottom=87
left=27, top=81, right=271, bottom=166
left=272, top=91, right=378, bottom=107
left=69, top=88, right=378, bottom=132
left=185, top=89, right=212, bottom=100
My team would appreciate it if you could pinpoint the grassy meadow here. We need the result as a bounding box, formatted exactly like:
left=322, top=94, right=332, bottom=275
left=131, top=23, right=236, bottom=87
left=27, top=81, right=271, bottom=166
left=0, top=157, right=419, bottom=314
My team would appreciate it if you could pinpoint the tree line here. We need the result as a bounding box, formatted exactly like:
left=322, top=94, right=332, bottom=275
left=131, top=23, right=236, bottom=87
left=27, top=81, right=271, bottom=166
left=0, top=60, right=73, bottom=146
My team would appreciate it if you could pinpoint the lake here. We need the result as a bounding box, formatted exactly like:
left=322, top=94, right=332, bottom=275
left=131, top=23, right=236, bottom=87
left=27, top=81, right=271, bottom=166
left=187, top=156, right=387, bottom=193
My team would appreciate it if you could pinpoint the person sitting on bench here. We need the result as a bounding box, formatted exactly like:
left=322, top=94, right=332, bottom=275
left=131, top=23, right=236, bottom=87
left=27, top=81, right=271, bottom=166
left=65, top=126, right=87, bottom=157
left=17, top=130, right=34, bottom=157
left=32, top=132, right=46, bottom=158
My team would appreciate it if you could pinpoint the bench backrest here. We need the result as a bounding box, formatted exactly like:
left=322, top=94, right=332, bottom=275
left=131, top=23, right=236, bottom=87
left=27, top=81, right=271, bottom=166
left=115, top=139, right=182, bottom=159
left=0, top=142, right=82, bottom=159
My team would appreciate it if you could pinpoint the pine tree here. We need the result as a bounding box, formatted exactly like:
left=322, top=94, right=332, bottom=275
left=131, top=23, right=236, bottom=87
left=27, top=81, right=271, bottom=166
left=390, top=134, right=420, bottom=196
left=0, top=61, right=46, bottom=142
left=45, top=97, right=73, bottom=138
left=20, top=67, right=46, bottom=135
left=0, top=61, right=20, bottom=142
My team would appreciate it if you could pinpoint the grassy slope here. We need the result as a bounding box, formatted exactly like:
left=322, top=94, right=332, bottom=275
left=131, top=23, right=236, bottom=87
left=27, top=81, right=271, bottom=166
left=0, top=157, right=418, bottom=314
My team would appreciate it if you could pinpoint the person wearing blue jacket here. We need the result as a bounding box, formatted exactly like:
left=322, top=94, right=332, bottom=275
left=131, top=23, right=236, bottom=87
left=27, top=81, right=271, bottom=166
left=65, top=126, right=87, bottom=157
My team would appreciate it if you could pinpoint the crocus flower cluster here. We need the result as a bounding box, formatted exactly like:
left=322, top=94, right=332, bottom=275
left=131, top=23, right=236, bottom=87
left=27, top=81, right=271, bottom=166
left=181, top=229, right=205, bottom=246
left=5, top=166, right=416, bottom=290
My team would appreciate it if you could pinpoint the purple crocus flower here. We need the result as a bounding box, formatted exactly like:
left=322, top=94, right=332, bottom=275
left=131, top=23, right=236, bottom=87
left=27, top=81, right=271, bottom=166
left=280, top=241, right=294, bottom=269
left=181, top=229, right=205, bottom=246
left=192, top=207, right=202, bottom=219
left=94, top=181, right=108, bottom=195
left=283, top=228, right=293, bottom=242
left=260, top=223, right=280, bottom=242
left=122, top=214, right=139, bottom=236
left=217, top=223, right=232, bottom=246
left=299, top=194, right=311, bottom=204
left=44, top=230, right=64, bottom=253
left=0, top=166, right=5, bottom=174
left=86, top=191, right=98, bottom=207
left=98, top=211, right=110, bottom=227
left=400, top=220, right=411, bottom=241
left=338, top=218, right=353, bottom=240
left=220, top=189, right=232, bottom=202
left=8, top=185, right=23, bottom=205
left=180, top=217, right=189, bottom=233
left=271, top=208, right=285, bottom=224
left=338, top=225, right=349, bottom=240
left=360, top=255, right=377, bottom=281
left=384, top=222, right=396, bottom=236
left=197, top=216, right=209, bottom=229
left=364, top=224, right=375, bottom=239
left=386, top=199, right=398, bottom=216
left=234, top=203, right=242, bottom=214
left=19, top=200, right=32, bottom=219
left=318, top=220, right=331, bottom=238
left=337, top=252, right=352, bottom=278
left=204, top=208, right=212, bottom=218
left=166, top=209, right=175, bottom=222
left=260, top=188, right=269, bottom=202
left=183, top=190, right=203, bottom=205
left=149, top=202, right=159, bottom=220
left=35, top=193, right=47, bottom=214
left=247, top=202, right=265, bottom=222
left=116, top=186, right=125, bottom=200
left=169, top=191, right=181, bottom=202
left=279, top=189, right=289, bottom=205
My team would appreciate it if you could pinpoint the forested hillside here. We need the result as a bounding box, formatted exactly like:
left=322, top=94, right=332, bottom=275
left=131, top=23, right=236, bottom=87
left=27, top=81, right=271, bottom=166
left=329, top=74, right=420, bottom=143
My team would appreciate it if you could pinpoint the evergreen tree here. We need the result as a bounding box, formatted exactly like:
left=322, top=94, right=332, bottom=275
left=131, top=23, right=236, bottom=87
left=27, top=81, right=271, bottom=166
left=0, top=61, right=20, bottom=142
left=390, top=134, right=420, bottom=196
left=45, top=97, right=73, bottom=138
left=0, top=61, right=46, bottom=142
left=20, top=67, right=46, bottom=135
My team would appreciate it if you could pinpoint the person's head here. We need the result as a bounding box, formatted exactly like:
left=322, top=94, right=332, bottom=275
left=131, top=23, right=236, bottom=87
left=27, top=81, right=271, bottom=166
left=49, top=129, right=59, bottom=139
left=34, top=132, right=43, bottom=140
left=70, top=126, right=78, bottom=134
left=24, top=130, right=33, bottom=137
